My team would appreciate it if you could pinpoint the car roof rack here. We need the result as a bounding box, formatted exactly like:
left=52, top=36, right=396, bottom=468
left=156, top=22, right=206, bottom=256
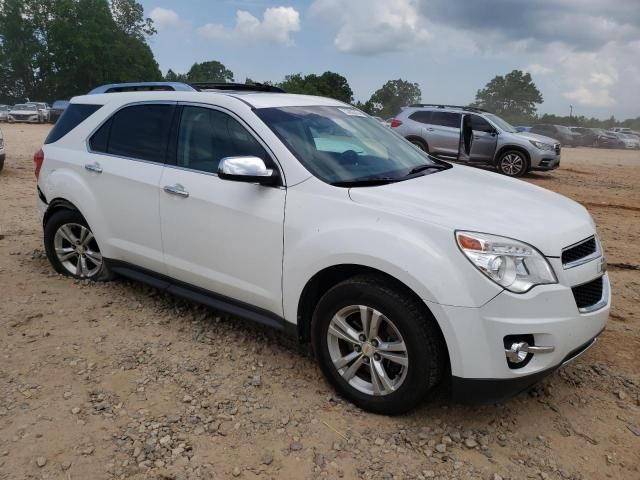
left=190, top=82, right=285, bottom=93
left=409, top=104, right=489, bottom=113
left=88, top=82, right=196, bottom=94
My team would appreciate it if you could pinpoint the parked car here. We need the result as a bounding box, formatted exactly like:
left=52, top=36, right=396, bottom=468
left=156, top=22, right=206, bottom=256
left=609, top=127, right=632, bottom=134
left=49, top=100, right=70, bottom=123
left=569, top=127, right=599, bottom=147
left=529, top=125, right=581, bottom=147
left=8, top=103, right=42, bottom=123
left=614, top=133, right=640, bottom=149
left=35, top=84, right=609, bottom=414
left=515, top=126, right=531, bottom=132
left=0, top=105, right=8, bottom=122
left=589, top=128, right=620, bottom=148
left=391, top=104, right=561, bottom=177
left=33, top=102, right=50, bottom=123
left=0, top=127, right=5, bottom=172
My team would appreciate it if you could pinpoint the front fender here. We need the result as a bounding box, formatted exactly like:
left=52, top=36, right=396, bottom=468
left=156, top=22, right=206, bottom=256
left=282, top=182, right=502, bottom=325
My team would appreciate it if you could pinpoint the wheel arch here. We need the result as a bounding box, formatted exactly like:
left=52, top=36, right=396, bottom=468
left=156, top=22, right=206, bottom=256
left=296, top=264, right=449, bottom=368
left=43, top=197, right=86, bottom=228
left=493, top=144, right=531, bottom=166
left=404, top=135, right=429, bottom=152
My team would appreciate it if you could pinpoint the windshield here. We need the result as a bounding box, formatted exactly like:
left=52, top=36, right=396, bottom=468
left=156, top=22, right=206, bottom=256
left=484, top=113, right=517, bottom=133
left=255, top=106, right=446, bottom=185
left=13, top=104, right=29, bottom=110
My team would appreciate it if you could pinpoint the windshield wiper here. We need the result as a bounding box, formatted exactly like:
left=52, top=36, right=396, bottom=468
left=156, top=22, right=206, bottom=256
left=406, top=164, right=450, bottom=176
left=331, top=177, right=399, bottom=187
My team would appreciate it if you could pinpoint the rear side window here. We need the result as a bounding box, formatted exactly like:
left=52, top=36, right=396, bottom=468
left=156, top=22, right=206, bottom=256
left=90, top=104, right=174, bottom=162
left=44, top=104, right=102, bottom=144
left=430, top=111, right=461, bottom=128
left=408, top=111, right=433, bottom=124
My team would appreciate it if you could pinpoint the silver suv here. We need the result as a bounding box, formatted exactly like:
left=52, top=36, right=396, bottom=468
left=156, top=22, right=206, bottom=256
left=392, top=105, right=561, bottom=177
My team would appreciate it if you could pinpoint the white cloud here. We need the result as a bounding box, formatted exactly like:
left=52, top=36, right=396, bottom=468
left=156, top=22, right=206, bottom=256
left=311, top=0, right=430, bottom=55
left=198, top=7, right=300, bottom=46
left=150, top=7, right=183, bottom=29
left=524, top=64, right=553, bottom=75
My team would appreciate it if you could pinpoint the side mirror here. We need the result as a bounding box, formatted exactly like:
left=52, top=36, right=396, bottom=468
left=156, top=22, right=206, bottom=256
left=458, top=114, right=473, bottom=161
left=218, top=156, right=279, bottom=186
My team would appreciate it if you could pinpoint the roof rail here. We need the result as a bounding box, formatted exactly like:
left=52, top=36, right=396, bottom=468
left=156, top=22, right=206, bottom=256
left=409, top=103, right=489, bottom=113
left=190, top=82, right=285, bottom=93
left=88, top=82, right=196, bottom=94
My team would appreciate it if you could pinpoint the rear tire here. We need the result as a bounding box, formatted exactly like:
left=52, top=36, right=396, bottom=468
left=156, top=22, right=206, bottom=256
left=496, top=150, right=529, bottom=177
left=44, top=209, right=114, bottom=281
left=311, top=275, right=446, bottom=415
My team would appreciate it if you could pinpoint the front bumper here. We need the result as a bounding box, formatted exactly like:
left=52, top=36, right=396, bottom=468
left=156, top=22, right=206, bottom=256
left=426, top=259, right=610, bottom=403
left=529, top=148, right=561, bottom=170
left=450, top=334, right=600, bottom=404
left=8, top=115, right=40, bottom=123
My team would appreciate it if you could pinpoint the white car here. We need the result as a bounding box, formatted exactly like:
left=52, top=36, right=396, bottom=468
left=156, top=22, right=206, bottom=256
left=35, top=85, right=610, bottom=413
left=8, top=103, right=41, bottom=123
left=616, top=133, right=640, bottom=149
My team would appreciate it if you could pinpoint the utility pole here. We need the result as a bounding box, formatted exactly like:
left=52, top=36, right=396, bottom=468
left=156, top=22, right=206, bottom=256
left=569, top=104, right=573, bottom=120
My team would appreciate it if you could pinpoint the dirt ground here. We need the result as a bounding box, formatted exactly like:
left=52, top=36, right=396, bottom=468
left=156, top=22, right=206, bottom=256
left=0, top=123, right=638, bottom=480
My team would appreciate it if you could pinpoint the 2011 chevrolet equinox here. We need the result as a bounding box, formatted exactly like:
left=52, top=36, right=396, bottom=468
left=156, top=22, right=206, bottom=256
left=35, top=84, right=610, bottom=414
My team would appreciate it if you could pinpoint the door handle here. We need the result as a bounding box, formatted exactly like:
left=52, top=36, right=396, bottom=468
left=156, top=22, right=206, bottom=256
left=84, top=162, right=102, bottom=174
left=426, top=127, right=435, bottom=131
left=163, top=184, right=189, bottom=198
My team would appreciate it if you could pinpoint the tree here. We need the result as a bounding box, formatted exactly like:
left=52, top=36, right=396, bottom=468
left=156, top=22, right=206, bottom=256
left=473, top=70, right=543, bottom=121
left=366, top=79, right=421, bottom=118
left=0, top=0, right=161, bottom=104
left=185, top=61, right=234, bottom=83
left=165, top=69, right=187, bottom=82
left=277, top=71, right=353, bottom=103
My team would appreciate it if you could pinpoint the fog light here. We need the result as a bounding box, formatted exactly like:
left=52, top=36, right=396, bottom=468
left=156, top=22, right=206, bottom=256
left=504, top=335, right=555, bottom=369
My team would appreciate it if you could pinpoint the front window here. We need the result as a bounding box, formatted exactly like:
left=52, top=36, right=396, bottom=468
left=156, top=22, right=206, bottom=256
left=13, top=104, right=28, bottom=111
left=484, top=113, right=517, bottom=133
left=255, top=106, right=447, bottom=186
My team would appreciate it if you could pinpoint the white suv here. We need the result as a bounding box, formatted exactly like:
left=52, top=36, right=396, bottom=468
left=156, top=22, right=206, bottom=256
left=36, top=84, right=610, bottom=414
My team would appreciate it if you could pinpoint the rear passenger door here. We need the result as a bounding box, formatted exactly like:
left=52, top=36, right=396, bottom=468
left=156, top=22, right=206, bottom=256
left=159, top=104, right=285, bottom=317
left=428, top=111, right=461, bottom=157
left=87, top=102, right=175, bottom=273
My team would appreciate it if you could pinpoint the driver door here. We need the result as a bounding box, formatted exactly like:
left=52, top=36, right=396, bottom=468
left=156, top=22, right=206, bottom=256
left=159, top=105, right=286, bottom=316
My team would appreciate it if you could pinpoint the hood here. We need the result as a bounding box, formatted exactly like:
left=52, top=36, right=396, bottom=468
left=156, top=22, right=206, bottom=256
left=10, top=108, right=38, bottom=114
left=515, top=132, right=560, bottom=144
left=348, top=165, right=594, bottom=257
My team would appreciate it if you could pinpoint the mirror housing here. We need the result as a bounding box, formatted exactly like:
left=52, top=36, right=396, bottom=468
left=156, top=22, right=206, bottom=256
left=458, top=114, right=474, bottom=161
left=218, top=156, right=279, bottom=185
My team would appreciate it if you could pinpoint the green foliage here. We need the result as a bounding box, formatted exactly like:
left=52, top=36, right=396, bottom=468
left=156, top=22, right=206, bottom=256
left=164, top=69, right=187, bottom=82
left=277, top=71, right=353, bottom=103
left=0, top=0, right=161, bottom=104
left=185, top=61, right=234, bottom=83
left=366, top=79, right=421, bottom=118
left=473, top=70, right=543, bottom=122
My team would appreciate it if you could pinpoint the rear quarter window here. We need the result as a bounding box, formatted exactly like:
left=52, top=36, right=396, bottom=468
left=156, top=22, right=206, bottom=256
left=44, top=104, right=102, bottom=144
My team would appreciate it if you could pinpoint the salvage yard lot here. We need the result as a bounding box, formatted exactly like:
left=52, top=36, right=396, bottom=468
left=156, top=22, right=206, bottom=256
left=0, top=123, right=638, bottom=480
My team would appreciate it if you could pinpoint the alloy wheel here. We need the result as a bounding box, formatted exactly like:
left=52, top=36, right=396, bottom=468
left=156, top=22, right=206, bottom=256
left=500, top=153, right=524, bottom=176
left=53, top=223, right=103, bottom=278
left=326, top=305, right=409, bottom=396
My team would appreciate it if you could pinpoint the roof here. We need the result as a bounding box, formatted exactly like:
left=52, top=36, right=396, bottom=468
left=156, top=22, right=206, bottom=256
left=88, top=82, right=196, bottom=94
left=72, top=90, right=348, bottom=110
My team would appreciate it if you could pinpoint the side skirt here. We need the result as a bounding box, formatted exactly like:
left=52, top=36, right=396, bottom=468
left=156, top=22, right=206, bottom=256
left=106, top=259, right=297, bottom=337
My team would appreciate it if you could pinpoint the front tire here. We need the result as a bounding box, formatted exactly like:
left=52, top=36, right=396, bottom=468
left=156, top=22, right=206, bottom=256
left=311, top=275, right=446, bottom=415
left=497, top=150, right=529, bottom=177
left=44, top=209, right=113, bottom=281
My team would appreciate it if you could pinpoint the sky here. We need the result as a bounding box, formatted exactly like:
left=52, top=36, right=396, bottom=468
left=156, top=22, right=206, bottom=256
left=139, top=0, right=640, bottom=120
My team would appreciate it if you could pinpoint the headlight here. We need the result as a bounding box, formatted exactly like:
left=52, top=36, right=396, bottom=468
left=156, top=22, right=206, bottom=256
left=456, top=231, right=557, bottom=293
left=529, top=140, right=555, bottom=151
